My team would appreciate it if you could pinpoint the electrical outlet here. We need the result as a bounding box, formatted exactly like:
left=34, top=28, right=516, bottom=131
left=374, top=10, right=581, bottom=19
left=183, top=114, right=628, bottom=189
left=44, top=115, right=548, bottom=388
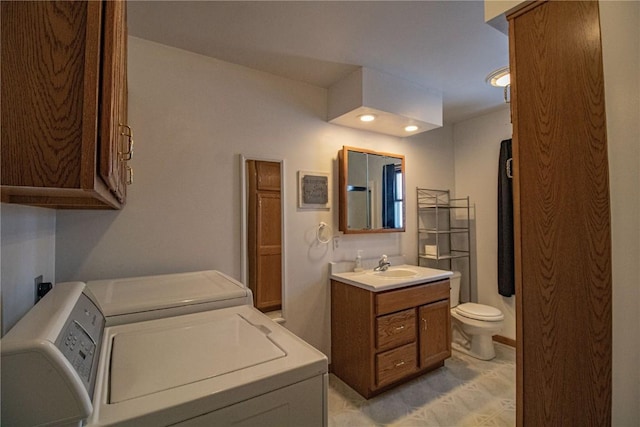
left=34, top=275, right=43, bottom=303
left=34, top=275, right=53, bottom=303
left=333, top=235, right=340, bottom=250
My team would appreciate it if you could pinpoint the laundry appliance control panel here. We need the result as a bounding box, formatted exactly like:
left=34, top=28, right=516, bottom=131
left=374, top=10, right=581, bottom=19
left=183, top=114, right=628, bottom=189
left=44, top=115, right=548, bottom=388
left=55, top=291, right=105, bottom=395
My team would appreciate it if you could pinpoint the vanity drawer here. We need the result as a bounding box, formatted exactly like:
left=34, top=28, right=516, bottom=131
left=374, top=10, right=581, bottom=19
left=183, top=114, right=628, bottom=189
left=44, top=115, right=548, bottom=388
left=376, top=342, right=417, bottom=387
left=376, top=280, right=450, bottom=315
left=376, top=308, right=416, bottom=351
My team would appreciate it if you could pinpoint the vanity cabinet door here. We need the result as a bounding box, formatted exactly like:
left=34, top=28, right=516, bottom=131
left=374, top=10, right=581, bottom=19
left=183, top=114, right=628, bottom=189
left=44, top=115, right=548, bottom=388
left=418, top=300, right=451, bottom=368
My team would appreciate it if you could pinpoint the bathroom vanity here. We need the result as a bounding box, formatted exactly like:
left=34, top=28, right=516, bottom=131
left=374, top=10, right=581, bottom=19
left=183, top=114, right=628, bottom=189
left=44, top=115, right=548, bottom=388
left=330, top=264, right=453, bottom=398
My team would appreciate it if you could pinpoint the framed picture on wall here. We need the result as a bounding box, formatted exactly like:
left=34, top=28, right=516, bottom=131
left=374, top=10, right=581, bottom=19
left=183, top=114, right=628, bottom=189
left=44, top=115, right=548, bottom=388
left=298, top=171, right=330, bottom=210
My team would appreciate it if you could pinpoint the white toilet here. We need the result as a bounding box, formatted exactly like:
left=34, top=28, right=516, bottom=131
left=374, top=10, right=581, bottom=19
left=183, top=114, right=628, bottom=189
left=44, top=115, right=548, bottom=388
left=450, top=271, right=504, bottom=360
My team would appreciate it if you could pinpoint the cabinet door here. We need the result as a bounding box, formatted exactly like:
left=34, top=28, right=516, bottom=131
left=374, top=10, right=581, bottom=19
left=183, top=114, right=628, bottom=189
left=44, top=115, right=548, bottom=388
left=418, top=300, right=451, bottom=368
left=0, top=0, right=124, bottom=209
left=99, top=0, right=128, bottom=202
left=1, top=1, right=101, bottom=190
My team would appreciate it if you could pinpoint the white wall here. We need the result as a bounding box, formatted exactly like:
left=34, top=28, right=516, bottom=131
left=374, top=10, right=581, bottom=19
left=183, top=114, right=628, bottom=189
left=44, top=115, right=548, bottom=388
left=600, top=1, right=640, bottom=424
left=54, top=37, right=455, bottom=356
left=453, top=106, right=515, bottom=340
left=0, top=204, right=56, bottom=335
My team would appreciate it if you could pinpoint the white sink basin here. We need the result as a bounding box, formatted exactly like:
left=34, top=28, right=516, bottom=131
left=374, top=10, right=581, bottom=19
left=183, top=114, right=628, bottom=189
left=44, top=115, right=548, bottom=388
left=371, top=269, right=418, bottom=279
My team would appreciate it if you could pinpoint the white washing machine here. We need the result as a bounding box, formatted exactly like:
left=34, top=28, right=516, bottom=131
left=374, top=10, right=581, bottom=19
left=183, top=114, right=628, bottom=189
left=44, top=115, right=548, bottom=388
left=1, top=282, right=327, bottom=426
left=83, top=270, right=253, bottom=325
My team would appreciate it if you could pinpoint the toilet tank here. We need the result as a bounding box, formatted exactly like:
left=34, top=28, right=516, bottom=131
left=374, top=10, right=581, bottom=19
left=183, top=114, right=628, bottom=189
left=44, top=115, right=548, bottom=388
left=450, top=271, right=462, bottom=308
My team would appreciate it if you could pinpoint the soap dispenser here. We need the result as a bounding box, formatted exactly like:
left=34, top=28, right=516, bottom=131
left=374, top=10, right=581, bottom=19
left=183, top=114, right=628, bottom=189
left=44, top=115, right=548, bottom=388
left=354, top=250, right=364, bottom=272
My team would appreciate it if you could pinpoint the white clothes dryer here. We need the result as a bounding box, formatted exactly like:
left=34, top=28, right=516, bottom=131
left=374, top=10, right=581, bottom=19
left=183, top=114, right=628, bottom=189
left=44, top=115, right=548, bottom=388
left=1, top=282, right=327, bottom=427
left=83, top=270, right=253, bottom=325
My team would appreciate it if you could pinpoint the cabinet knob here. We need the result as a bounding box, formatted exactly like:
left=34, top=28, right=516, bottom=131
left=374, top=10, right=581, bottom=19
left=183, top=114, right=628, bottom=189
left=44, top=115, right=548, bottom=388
left=394, top=360, right=406, bottom=368
left=422, top=318, right=427, bottom=331
left=394, top=325, right=405, bottom=332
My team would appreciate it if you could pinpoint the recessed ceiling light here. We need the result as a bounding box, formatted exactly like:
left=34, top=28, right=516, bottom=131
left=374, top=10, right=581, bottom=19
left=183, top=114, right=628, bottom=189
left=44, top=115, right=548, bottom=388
left=358, top=114, right=376, bottom=122
left=485, top=66, right=511, bottom=87
left=404, top=125, right=419, bottom=132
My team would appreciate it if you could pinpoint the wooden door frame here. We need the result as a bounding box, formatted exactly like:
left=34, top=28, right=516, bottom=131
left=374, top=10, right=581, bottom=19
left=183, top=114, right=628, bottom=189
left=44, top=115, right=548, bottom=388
left=240, top=154, right=286, bottom=319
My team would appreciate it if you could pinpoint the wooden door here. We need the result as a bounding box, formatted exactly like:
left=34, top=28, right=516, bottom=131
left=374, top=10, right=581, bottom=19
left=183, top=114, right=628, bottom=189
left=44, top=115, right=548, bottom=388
left=509, top=1, right=612, bottom=425
left=247, top=160, right=282, bottom=312
left=418, top=300, right=451, bottom=368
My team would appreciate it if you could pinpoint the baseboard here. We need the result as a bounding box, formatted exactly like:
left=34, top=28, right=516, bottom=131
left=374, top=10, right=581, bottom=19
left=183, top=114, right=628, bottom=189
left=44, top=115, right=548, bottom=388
left=493, top=335, right=516, bottom=347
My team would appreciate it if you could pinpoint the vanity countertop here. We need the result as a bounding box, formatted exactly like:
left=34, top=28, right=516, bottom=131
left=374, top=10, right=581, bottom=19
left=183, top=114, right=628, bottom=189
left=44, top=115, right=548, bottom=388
left=330, top=264, right=453, bottom=292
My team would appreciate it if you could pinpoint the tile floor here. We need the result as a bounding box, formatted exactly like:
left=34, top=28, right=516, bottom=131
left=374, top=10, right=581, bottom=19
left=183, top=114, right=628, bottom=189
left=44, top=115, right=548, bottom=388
left=328, top=343, right=516, bottom=427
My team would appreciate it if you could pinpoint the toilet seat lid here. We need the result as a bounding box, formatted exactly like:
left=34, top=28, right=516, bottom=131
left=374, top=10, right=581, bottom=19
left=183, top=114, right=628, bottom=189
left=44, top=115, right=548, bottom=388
left=455, top=303, right=504, bottom=321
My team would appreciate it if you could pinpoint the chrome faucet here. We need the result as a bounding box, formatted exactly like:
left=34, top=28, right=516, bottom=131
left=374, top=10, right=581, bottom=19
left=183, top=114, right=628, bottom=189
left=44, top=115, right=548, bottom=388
left=374, top=254, right=391, bottom=271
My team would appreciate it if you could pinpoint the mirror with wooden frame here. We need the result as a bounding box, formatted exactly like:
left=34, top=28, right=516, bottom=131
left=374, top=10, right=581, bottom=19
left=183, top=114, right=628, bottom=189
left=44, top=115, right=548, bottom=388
left=338, top=146, right=405, bottom=234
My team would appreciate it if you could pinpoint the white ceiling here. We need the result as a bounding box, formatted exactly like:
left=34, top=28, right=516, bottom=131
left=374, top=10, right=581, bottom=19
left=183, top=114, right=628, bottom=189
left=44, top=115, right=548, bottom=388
left=127, top=1, right=509, bottom=125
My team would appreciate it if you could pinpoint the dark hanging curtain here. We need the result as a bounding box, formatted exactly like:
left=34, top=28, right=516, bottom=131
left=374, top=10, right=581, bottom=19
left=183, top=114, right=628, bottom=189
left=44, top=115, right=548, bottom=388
left=382, top=164, right=395, bottom=228
left=498, top=139, right=515, bottom=297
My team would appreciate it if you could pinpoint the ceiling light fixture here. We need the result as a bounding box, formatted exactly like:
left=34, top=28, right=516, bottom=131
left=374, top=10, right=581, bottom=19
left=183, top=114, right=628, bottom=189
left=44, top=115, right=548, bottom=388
left=358, top=114, right=376, bottom=122
left=485, top=66, right=510, bottom=87
left=404, top=125, right=419, bottom=132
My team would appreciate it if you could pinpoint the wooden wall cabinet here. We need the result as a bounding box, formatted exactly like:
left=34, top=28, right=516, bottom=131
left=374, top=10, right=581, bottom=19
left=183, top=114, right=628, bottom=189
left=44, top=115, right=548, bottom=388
left=1, top=0, right=131, bottom=209
left=331, top=279, right=451, bottom=398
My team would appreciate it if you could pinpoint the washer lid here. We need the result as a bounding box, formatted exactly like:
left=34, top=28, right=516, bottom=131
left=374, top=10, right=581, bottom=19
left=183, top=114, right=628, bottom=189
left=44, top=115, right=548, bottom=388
left=87, top=270, right=248, bottom=317
left=455, top=303, right=504, bottom=321
left=109, top=312, right=285, bottom=403
left=89, top=305, right=327, bottom=426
